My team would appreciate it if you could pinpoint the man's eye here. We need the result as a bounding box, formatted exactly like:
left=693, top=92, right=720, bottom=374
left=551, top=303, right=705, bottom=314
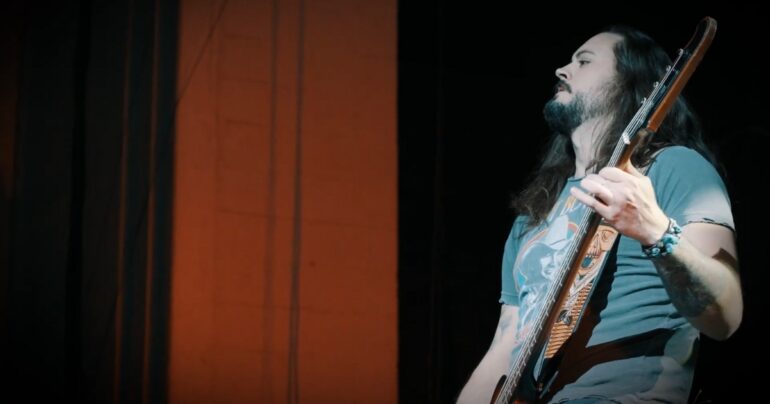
left=578, top=60, right=590, bottom=66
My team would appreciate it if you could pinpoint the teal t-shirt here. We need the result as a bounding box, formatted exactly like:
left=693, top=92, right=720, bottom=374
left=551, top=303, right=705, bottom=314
left=499, top=146, right=735, bottom=402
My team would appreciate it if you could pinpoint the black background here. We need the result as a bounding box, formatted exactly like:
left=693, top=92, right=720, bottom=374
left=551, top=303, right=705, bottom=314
left=398, top=4, right=769, bottom=403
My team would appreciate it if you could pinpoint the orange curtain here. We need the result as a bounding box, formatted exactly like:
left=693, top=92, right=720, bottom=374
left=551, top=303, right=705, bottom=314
left=170, top=0, right=397, bottom=402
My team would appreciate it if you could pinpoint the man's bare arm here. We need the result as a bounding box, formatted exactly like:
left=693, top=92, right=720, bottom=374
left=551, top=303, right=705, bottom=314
left=571, top=167, right=743, bottom=340
left=653, top=223, right=742, bottom=340
left=457, top=304, right=519, bottom=404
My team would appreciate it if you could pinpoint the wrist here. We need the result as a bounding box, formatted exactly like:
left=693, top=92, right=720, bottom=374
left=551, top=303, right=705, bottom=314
left=641, top=217, right=682, bottom=258
left=641, top=213, right=671, bottom=246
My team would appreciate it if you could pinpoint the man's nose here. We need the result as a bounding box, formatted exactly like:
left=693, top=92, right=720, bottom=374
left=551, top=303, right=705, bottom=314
left=555, top=65, right=569, bottom=81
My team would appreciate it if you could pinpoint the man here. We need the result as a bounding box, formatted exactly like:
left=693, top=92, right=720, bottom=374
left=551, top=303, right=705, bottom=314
left=457, top=26, right=742, bottom=403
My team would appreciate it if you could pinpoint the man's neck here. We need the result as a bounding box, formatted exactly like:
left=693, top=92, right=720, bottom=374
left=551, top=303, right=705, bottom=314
left=571, top=117, right=609, bottom=178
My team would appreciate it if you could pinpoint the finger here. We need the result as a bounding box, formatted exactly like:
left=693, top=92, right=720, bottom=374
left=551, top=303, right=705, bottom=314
left=580, top=176, right=613, bottom=203
left=598, top=167, right=633, bottom=182
left=623, top=161, right=644, bottom=177
left=570, top=186, right=612, bottom=218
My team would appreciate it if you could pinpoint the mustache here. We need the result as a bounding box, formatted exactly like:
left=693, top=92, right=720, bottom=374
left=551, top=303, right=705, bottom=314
left=554, top=80, right=572, bottom=93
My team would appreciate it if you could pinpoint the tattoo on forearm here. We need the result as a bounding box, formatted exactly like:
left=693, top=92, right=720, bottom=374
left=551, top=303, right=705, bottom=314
left=499, top=315, right=511, bottom=334
left=667, top=261, right=716, bottom=317
left=656, top=248, right=732, bottom=318
left=491, top=308, right=513, bottom=346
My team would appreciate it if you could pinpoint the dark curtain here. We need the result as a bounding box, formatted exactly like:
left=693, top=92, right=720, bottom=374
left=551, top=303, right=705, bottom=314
left=2, top=0, right=177, bottom=402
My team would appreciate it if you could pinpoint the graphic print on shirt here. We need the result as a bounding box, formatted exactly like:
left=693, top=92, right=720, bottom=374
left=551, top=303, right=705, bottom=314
left=512, top=189, right=586, bottom=342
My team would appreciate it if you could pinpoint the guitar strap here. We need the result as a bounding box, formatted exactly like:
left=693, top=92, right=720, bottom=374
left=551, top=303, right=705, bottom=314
left=536, top=147, right=668, bottom=392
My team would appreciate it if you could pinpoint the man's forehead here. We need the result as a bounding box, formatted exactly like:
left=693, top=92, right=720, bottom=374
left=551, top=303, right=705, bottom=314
left=573, top=33, right=623, bottom=59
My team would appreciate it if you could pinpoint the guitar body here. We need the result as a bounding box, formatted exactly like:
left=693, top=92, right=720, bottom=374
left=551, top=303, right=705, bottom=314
left=492, top=374, right=538, bottom=404
left=490, top=358, right=540, bottom=404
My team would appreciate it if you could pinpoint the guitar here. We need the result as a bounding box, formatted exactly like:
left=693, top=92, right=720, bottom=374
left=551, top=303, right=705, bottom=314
left=491, top=17, right=718, bottom=404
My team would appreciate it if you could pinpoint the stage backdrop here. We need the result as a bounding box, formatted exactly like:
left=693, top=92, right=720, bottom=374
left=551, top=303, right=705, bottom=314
left=2, top=0, right=396, bottom=402
left=170, top=0, right=397, bottom=403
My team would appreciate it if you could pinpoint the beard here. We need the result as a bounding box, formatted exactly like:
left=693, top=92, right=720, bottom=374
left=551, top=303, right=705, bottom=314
left=543, top=84, right=616, bottom=136
left=542, top=94, right=587, bottom=136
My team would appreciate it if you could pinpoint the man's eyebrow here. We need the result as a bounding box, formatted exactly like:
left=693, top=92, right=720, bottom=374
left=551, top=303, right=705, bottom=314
left=573, top=50, right=595, bottom=59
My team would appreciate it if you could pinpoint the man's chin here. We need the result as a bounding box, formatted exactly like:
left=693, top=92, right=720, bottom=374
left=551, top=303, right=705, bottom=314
left=543, top=99, right=582, bottom=135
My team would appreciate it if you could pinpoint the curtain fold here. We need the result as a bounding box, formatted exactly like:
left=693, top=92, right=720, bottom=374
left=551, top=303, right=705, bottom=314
left=5, top=1, right=178, bottom=402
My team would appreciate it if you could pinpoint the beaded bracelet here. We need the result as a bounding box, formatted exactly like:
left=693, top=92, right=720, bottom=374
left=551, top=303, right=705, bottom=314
left=642, top=218, right=682, bottom=258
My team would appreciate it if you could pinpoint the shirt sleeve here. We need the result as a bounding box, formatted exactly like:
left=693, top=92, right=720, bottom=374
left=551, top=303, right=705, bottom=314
left=647, top=146, right=735, bottom=232
left=499, top=216, right=525, bottom=305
